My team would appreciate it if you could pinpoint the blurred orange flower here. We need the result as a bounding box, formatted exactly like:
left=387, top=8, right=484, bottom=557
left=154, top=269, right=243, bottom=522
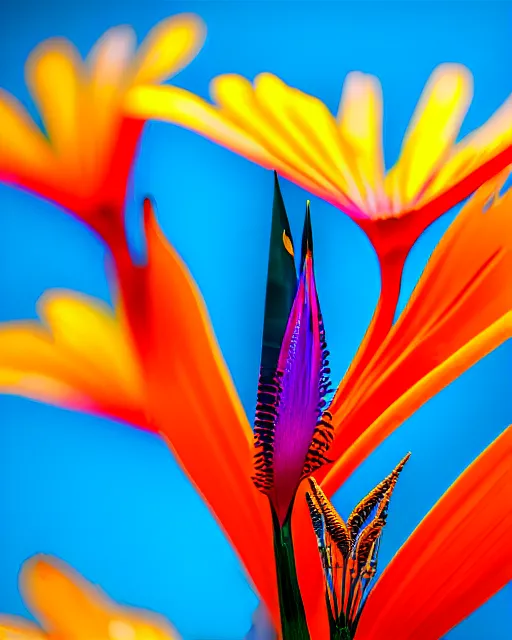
left=0, top=14, right=205, bottom=247
left=0, top=555, right=179, bottom=639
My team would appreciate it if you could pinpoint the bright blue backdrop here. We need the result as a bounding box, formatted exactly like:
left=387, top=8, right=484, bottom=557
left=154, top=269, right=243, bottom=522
left=0, top=1, right=511, bottom=638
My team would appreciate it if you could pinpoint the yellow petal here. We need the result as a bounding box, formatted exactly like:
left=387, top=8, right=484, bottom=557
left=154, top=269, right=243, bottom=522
left=0, top=90, right=57, bottom=187
left=26, top=40, right=85, bottom=184
left=213, top=74, right=360, bottom=211
left=389, top=63, right=472, bottom=208
left=132, top=14, right=205, bottom=85
left=425, top=95, right=512, bottom=202
left=126, top=84, right=273, bottom=164
left=84, top=25, right=136, bottom=190
left=21, top=555, right=179, bottom=639
left=0, top=290, right=146, bottom=426
left=254, top=73, right=362, bottom=211
left=125, top=64, right=512, bottom=226
left=337, top=71, right=386, bottom=214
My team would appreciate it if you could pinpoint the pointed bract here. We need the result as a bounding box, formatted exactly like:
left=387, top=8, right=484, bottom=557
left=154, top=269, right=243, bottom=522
left=306, top=455, right=410, bottom=637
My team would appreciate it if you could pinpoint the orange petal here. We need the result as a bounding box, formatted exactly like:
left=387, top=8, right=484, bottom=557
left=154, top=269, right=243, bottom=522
left=356, top=426, right=512, bottom=640
left=0, top=90, right=62, bottom=200
left=0, top=617, right=46, bottom=639
left=322, top=311, right=511, bottom=494
left=0, top=290, right=146, bottom=427
left=320, top=172, right=512, bottom=490
left=21, top=555, right=180, bottom=639
left=136, top=200, right=277, bottom=620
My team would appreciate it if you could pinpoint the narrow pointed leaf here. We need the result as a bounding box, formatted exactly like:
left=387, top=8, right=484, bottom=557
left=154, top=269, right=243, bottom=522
left=300, top=200, right=313, bottom=271
left=347, top=453, right=410, bottom=541
left=260, top=172, right=297, bottom=372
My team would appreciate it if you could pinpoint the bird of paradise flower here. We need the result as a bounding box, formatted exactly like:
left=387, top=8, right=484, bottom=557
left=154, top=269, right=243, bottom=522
left=1, top=426, right=511, bottom=639
left=0, top=13, right=511, bottom=640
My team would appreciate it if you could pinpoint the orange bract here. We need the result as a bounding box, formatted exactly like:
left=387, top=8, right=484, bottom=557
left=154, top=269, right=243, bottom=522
left=318, top=169, right=512, bottom=493
left=139, top=201, right=276, bottom=613
left=356, top=426, right=512, bottom=640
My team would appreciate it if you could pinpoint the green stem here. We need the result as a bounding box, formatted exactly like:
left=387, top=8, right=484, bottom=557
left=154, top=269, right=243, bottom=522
left=271, top=504, right=310, bottom=640
left=328, top=606, right=352, bottom=640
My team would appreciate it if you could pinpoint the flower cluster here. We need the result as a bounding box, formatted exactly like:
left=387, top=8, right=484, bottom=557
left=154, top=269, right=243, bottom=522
left=0, top=12, right=511, bottom=640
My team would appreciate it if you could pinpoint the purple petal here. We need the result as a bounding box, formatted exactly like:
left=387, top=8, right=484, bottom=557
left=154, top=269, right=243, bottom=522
left=271, top=253, right=324, bottom=523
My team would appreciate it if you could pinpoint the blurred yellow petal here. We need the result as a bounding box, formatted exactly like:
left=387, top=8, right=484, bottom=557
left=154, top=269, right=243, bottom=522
left=388, top=64, right=472, bottom=207
left=26, top=41, right=86, bottom=183
left=337, top=71, right=386, bottom=214
left=21, top=555, right=180, bottom=639
left=126, top=84, right=273, bottom=165
left=85, top=25, right=136, bottom=188
left=0, top=90, right=57, bottom=189
left=425, top=96, right=512, bottom=202
left=132, top=14, right=205, bottom=85
left=130, top=63, right=512, bottom=230
left=0, top=291, right=146, bottom=426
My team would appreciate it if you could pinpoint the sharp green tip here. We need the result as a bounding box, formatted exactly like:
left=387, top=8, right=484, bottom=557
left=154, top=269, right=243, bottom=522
left=301, top=200, right=314, bottom=268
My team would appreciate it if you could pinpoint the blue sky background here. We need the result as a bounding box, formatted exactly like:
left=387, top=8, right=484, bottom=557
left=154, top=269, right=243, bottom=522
left=0, top=1, right=511, bottom=638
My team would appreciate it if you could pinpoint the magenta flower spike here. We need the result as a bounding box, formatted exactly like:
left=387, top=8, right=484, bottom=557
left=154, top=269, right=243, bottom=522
left=254, top=194, right=333, bottom=526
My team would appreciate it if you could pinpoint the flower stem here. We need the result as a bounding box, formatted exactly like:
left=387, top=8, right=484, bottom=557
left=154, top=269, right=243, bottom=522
left=271, top=505, right=310, bottom=640
left=329, top=248, right=406, bottom=416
